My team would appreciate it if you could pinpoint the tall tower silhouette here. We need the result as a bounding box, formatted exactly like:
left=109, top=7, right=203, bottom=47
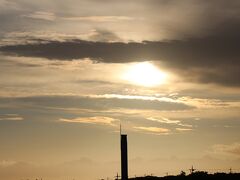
left=120, top=125, right=128, bottom=180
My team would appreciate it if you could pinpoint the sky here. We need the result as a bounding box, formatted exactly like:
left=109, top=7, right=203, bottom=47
left=0, top=0, right=240, bottom=179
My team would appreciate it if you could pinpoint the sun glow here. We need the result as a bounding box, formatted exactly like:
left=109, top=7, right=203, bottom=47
left=123, top=62, right=167, bottom=87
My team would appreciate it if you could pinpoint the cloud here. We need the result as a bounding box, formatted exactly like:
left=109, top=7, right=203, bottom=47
left=59, top=116, right=117, bottom=126
left=0, top=114, right=23, bottom=121
left=147, top=117, right=193, bottom=128
left=61, top=15, right=134, bottom=22
left=1, top=0, right=240, bottom=42
left=0, top=160, right=16, bottom=167
left=1, top=27, right=239, bottom=87
left=0, top=0, right=19, bottom=11
left=21, top=12, right=132, bottom=23
left=22, top=11, right=56, bottom=21
left=147, top=117, right=180, bottom=124
left=0, top=95, right=193, bottom=111
left=178, top=96, right=239, bottom=109
left=88, top=29, right=121, bottom=42
left=175, top=128, right=193, bottom=132
left=213, top=143, right=240, bottom=156
left=147, top=0, right=240, bottom=38
left=134, top=126, right=170, bottom=134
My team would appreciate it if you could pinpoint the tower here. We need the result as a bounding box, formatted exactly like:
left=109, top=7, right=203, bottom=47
left=120, top=126, right=128, bottom=180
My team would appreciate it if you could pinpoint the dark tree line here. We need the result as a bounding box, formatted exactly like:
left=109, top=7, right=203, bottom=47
left=129, top=171, right=240, bottom=180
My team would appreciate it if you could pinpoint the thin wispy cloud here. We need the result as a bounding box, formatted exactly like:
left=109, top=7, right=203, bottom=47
left=147, top=117, right=193, bottom=128
left=0, top=95, right=193, bottom=111
left=0, top=160, right=16, bottom=167
left=22, top=11, right=56, bottom=21
left=0, top=114, right=23, bottom=121
left=134, top=126, right=170, bottom=135
left=90, top=94, right=177, bottom=102
left=175, top=128, right=193, bottom=132
left=212, top=143, right=240, bottom=157
left=59, top=116, right=117, bottom=126
left=61, top=16, right=134, bottom=22
left=147, top=117, right=180, bottom=124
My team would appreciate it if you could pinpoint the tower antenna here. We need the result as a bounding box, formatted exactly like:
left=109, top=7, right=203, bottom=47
left=120, top=123, right=122, bottom=135
left=189, top=165, right=196, bottom=174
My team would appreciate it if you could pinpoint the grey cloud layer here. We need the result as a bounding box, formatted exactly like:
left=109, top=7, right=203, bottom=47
left=1, top=0, right=240, bottom=40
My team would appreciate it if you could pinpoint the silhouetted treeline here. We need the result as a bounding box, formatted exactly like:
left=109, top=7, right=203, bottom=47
left=129, top=172, right=240, bottom=180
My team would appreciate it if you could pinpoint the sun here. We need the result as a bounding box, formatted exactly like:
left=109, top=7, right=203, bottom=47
left=122, top=62, right=167, bottom=87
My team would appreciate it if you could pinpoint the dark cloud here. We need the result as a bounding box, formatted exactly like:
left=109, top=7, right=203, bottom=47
left=1, top=22, right=239, bottom=65
left=1, top=20, right=240, bottom=87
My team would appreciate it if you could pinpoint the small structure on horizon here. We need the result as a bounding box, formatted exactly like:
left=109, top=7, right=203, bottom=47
left=115, top=172, right=120, bottom=180
left=189, top=166, right=196, bottom=174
